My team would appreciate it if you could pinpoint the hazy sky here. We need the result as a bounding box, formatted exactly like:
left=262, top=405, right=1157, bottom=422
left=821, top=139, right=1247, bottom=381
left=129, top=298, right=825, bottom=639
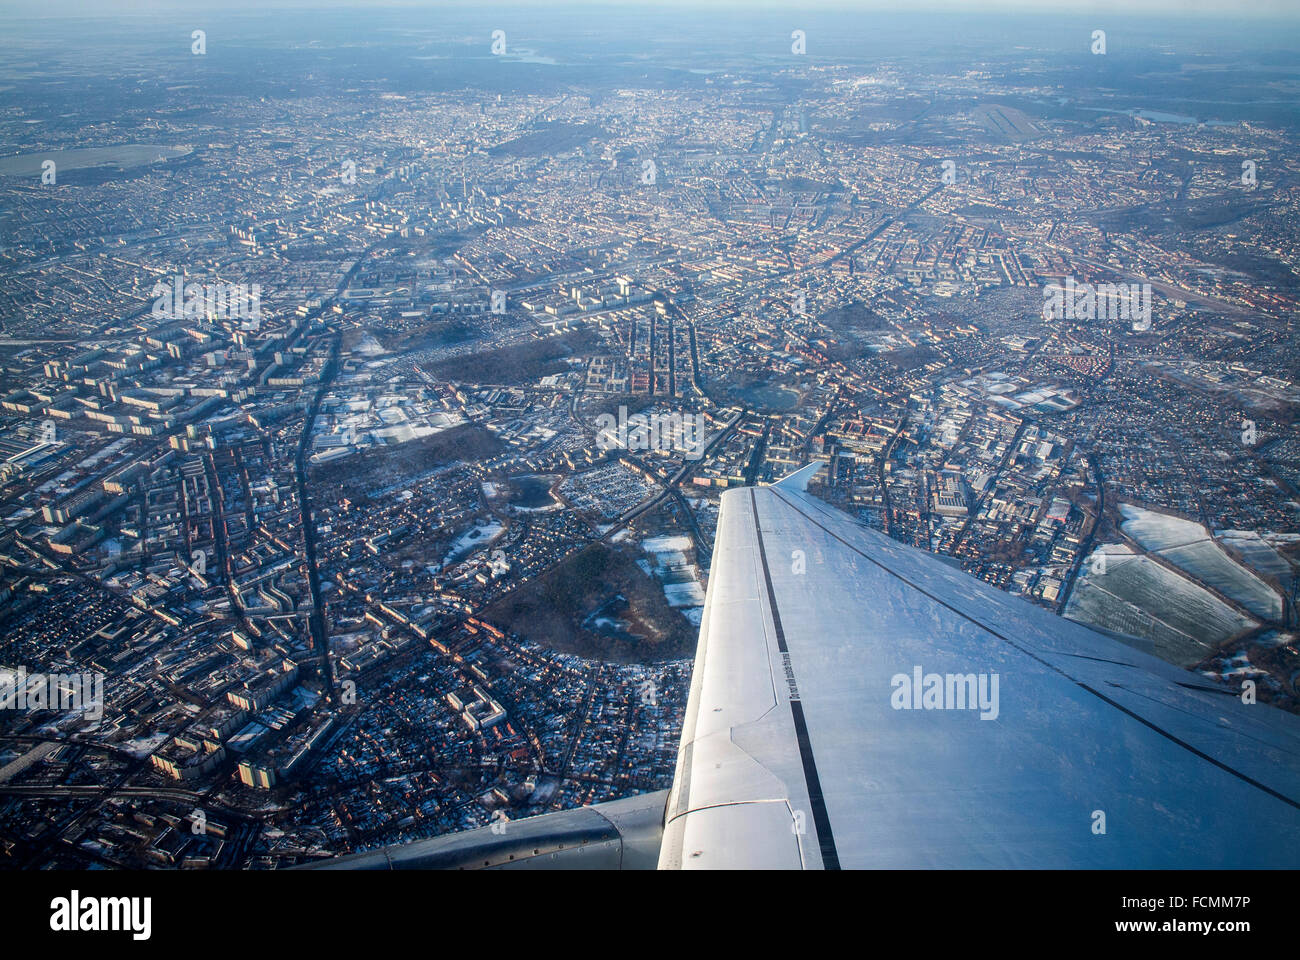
left=1, top=0, right=1298, bottom=18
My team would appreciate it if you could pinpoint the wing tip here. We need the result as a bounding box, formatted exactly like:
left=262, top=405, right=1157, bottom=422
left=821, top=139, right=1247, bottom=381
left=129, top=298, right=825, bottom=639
left=772, top=461, right=825, bottom=492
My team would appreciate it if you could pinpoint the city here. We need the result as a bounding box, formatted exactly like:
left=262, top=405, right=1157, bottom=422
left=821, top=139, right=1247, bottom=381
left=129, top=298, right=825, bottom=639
left=0, top=2, right=1298, bottom=877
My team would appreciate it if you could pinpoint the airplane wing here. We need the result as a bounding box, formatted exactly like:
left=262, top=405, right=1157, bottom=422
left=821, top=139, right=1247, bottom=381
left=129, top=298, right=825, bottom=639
left=657, top=464, right=1300, bottom=868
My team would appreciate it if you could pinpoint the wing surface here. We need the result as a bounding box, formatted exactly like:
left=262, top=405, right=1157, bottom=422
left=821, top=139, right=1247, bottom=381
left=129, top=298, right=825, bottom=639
left=658, top=469, right=1300, bottom=869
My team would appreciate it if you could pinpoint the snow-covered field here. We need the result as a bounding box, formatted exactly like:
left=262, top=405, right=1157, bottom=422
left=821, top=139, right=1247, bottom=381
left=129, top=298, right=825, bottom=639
left=1120, top=503, right=1283, bottom=620
left=640, top=535, right=705, bottom=624
left=1159, top=541, right=1281, bottom=620
left=120, top=731, right=171, bottom=759
left=664, top=580, right=706, bottom=608
left=1066, top=545, right=1257, bottom=666
left=1218, top=530, right=1294, bottom=589
left=1120, top=503, right=1206, bottom=551
left=442, top=521, right=504, bottom=566
left=640, top=534, right=693, bottom=554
